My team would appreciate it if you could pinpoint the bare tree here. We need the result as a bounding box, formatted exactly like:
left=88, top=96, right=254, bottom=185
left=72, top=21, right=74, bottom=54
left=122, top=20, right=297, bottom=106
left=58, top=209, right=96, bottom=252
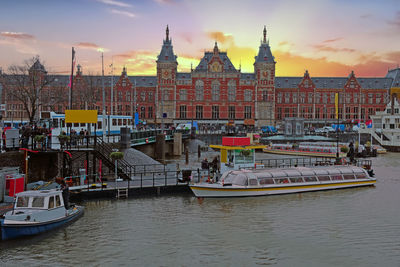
left=5, top=56, right=55, bottom=124
left=74, top=72, right=101, bottom=110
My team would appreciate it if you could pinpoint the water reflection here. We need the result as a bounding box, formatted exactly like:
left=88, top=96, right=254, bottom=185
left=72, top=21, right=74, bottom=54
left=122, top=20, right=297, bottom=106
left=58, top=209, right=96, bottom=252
left=1, top=155, right=400, bottom=266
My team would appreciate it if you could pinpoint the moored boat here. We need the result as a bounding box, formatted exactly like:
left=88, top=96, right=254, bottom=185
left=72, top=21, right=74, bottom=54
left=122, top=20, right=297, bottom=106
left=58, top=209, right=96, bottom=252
left=189, top=165, right=376, bottom=198
left=0, top=190, right=84, bottom=240
left=263, top=143, right=347, bottom=158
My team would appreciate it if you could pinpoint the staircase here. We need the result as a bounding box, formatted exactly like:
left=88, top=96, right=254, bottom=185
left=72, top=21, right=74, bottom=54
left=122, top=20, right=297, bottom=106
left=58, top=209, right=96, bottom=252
left=94, top=137, right=131, bottom=180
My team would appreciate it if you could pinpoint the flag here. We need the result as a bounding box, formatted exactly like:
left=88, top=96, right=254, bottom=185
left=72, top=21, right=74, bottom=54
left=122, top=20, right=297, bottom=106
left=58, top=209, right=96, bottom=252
left=335, top=93, right=339, bottom=119
left=366, top=120, right=372, bottom=128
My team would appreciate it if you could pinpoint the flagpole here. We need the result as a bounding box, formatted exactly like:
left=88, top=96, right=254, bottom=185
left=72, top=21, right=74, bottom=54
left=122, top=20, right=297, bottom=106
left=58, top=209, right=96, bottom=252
left=69, top=47, right=75, bottom=110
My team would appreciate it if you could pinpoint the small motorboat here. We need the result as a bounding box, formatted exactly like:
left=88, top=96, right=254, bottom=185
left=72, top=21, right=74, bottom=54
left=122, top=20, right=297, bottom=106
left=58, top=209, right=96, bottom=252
left=0, top=189, right=84, bottom=240
left=189, top=165, right=376, bottom=198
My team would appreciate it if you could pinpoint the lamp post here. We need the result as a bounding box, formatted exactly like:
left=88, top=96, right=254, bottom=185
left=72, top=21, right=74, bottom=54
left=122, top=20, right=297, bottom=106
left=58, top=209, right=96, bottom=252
left=101, top=52, right=106, bottom=139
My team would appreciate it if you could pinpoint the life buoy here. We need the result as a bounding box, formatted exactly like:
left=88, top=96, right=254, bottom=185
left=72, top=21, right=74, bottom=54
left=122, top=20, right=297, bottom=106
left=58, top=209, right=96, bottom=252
left=145, top=138, right=149, bottom=143
left=341, top=158, right=347, bottom=165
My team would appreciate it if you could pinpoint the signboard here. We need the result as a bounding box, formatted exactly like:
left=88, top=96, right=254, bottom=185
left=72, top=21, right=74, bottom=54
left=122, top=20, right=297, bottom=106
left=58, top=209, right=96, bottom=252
left=65, top=110, right=98, bottom=123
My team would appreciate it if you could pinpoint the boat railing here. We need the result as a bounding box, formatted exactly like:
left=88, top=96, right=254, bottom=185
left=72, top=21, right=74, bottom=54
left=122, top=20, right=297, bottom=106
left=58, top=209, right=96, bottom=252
left=243, top=157, right=372, bottom=170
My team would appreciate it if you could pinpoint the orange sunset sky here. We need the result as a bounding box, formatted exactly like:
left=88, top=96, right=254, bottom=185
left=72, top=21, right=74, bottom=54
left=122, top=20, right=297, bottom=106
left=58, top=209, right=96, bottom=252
left=0, top=0, right=399, bottom=77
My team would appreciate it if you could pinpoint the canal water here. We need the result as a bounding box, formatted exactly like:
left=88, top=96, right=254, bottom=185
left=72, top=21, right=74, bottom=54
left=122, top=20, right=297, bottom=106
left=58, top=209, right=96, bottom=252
left=1, top=153, right=400, bottom=266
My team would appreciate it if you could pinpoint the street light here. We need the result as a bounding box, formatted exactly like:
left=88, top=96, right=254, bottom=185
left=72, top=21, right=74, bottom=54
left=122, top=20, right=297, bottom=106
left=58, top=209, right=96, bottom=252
left=101, top=52, right=106, bottom=140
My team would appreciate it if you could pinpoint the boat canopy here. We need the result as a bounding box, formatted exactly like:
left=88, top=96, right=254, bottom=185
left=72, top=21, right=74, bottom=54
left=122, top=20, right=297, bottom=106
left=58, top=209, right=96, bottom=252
left=14, top=190, right=64, bottom=210
left=221, top=166, right=369, bottom=186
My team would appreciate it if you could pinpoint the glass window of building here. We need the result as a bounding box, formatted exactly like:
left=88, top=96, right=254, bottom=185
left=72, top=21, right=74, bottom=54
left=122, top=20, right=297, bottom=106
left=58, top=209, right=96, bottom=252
left=293, top=93, right=298, bottom=103
left=245, top=106, right=252, bottom=119
left=228, top=80, right=236, bottom=101
left=212, top=106, right=219, bottom=119
left=180, top=105, right=187, bottom=119
left=368, top=93, right=373, bottom=104
left=211, top=81, right=220, bottom=101
left=195, top=80, right=204, bottom=101
left=300, top=93, right=305, bottom=103
left=262, top=90, right=268, bottom=101
left=244, top=90, right=252, bottom=102
left=277, top=92, right=282, bottom=103
left=229, top=106, right=235, bottom=119
left=141, top=91, right=146, bottom=102
left=180, top=89, right=187, bottom=101
left=196, top=105, right=203, bottom=119
left=148, top=106, right=153, bottom=118
left=308, top=93, right=313, bottom=104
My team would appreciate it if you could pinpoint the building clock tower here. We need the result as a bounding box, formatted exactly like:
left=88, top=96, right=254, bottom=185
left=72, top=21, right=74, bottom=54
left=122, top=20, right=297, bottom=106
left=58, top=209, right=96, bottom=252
left=156, top=25, right=178, bottom=126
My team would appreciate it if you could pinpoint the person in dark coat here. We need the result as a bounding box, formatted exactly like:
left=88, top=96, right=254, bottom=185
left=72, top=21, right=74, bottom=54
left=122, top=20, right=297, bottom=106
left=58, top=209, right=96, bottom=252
left=348, top=142, right=355, bottom=163
left=60, top=179, right=70, bottom=209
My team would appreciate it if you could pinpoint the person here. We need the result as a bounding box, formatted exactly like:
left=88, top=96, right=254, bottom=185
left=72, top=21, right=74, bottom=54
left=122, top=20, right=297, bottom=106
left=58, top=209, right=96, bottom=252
left=348, top=142, right=355, bottom=163
left=201, top=158, right=209, bottom=170
left=60, top=179, right=70, bottom=209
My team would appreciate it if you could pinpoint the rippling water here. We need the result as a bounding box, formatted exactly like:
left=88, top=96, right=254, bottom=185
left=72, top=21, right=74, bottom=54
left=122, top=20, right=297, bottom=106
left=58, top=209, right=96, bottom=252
left=1, top=154, right=400, bottom=266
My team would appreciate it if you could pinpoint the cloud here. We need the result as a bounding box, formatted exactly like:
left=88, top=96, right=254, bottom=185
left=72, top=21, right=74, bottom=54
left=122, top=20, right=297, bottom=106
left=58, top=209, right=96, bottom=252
left=360, top=13, right=372, bottom=19
left=322, top=37, right=343, bottom=43
left=206, top=31, right=232, bottom=44
left=0, top=31, right=35, bottom=40
left=179, top=32, right=193, bottom=44
left=154, top=0, right=175, bottom=4
left=387, top=11, right=400, bottom=27
left=313, top=44, right=356, bottom=53
left=97, top=0, right=132, bottom=7
left=75, top=42, right=108, bottom=52
left=110, top=9, right=135, bottom=18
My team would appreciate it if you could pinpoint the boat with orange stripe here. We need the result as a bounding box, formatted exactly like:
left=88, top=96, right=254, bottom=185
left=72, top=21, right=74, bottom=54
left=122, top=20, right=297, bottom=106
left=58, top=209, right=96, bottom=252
left=189, top=165, right=376, bottom=198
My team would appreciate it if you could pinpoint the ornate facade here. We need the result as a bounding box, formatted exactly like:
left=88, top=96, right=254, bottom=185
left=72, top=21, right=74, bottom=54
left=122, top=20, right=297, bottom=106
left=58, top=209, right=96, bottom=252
left=1, top=25, right=400, bottom=127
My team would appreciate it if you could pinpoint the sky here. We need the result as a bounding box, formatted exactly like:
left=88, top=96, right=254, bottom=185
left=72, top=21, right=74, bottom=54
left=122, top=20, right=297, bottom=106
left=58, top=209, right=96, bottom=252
left=0, top=0, right=399, bottom=78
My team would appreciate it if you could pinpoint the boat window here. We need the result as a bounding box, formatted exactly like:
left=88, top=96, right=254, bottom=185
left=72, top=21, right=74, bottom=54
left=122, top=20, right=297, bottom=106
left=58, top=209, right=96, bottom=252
left=249, top=179, right=258, bottom=186
left=258, top=178, right=275, bottom=185
left=32, top=197, right=45, bottom=208
left=16, top=196, right=29, bottom=208
left=304, top=176, right=317, bottom=182
left=55, top=195, right=61, bottom=207
left=290, top=177, right=304, bottom=183
left=331, top=175, right=343, bottom=181
left=355, top=173, right=367, bottom=179
left=317, top=176, right=331, bottom=181
left=343, top=174, right=355, bottom=180
left=48, top=196, right=55, bottom=209
left=275, top=178, right=289, bottom=184
left=234, top=149, right=254, bottom=164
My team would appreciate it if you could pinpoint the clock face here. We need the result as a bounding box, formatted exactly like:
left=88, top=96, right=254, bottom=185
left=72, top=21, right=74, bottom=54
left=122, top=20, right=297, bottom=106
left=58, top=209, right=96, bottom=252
left=162, top=69, right=171, bottom=79
left=262, top=71, right=269, bottom=79
left=211, top=62, right=222, bottom=72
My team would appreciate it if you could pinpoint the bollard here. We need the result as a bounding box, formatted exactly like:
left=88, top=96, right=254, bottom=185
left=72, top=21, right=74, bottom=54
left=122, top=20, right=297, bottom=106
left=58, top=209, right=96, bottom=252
left=185, top=149, right=189, bottom=165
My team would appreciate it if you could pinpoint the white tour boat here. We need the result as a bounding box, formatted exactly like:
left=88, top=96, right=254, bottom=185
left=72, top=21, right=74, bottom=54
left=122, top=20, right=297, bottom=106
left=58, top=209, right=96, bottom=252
left=189, top=165, right=376, bottom=198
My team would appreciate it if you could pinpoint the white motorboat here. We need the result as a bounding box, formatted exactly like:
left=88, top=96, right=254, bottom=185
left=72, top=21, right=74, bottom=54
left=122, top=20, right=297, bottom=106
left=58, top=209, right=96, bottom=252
left=1, top=189, right=84, bottom=240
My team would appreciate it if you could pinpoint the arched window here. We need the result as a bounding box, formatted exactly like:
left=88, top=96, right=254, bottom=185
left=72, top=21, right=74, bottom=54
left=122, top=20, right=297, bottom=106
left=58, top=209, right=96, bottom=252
left=195, top=80, right=204, bottom=101
left=211, top=80, right=220, bottom=101
left=228, top=80, right=236, bottom=101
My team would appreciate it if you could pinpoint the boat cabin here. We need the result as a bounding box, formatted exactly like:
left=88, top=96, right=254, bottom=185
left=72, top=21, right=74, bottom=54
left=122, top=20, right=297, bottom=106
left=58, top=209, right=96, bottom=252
left=220, top=166, right=370, bottom=187
left=210, top=137, right=266, bottom=173
left=14, top=190, right=65, bottom=210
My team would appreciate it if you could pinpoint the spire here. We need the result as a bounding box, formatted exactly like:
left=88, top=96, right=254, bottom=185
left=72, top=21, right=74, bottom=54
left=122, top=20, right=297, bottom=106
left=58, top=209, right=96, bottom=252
left=77, top=64, right=82, bottom=75
left=304, top=69, right=310, bottom=78
left=122, top=66, right=127, bottom=75
left=213, top=41, right=219, bottom=55
left=263, top=25, right=267, bottom=44
left=157, top=26, right=177, bottom=63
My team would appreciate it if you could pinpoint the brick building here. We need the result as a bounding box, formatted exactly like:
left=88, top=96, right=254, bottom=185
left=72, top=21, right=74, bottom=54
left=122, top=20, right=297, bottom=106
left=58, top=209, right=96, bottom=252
left=1, top=25, right=400, bottom=128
